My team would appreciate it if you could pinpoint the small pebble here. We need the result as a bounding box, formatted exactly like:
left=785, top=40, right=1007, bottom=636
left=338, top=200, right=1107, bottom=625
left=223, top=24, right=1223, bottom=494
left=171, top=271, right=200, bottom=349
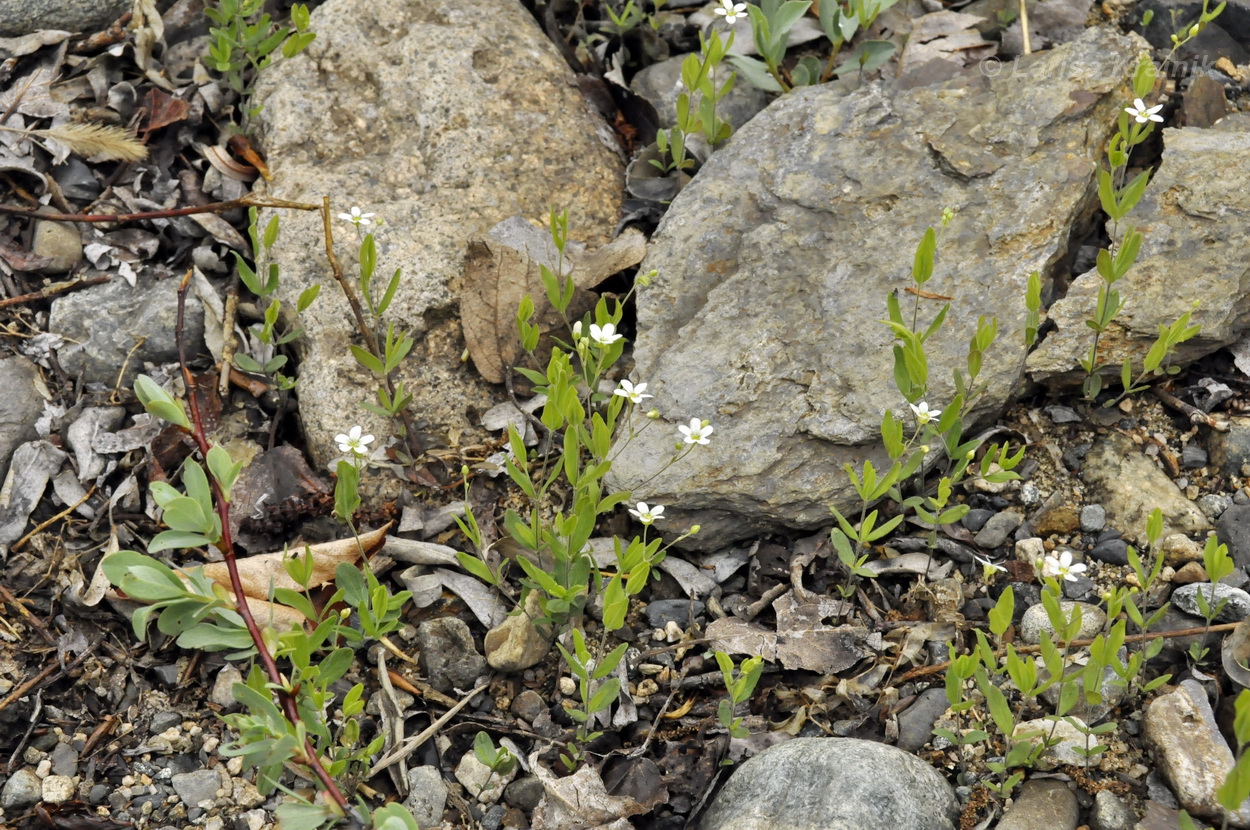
left=974, top=510, right=1023, bottom=550
left=1079, top=504, right=1106, bottom=533
left=1198, top=493, right=1232, bottom=518
left=961, top=509, right=995, bottom=532
left=1090, top=537, right=1130, bottom=565
left=1181, top=443, right=1208, bottom=469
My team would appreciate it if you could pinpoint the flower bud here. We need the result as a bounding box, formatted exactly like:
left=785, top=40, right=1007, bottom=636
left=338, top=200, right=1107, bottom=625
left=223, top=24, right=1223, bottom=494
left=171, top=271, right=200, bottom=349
left=646, top=408, right=660, bottom=420
left=637, top=269, right=658, bottom=287
left=690, top=525, right=701, bottom=534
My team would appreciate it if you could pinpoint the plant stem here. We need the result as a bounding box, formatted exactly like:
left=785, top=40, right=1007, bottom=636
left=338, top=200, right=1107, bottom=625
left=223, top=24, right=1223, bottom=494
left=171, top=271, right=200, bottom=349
left=175, top=271, right=350, bottom=814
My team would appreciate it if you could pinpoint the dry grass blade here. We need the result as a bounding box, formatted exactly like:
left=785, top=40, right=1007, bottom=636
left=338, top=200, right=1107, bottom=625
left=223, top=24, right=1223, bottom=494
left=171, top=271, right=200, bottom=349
left=33, top=122, right=148, bottom=162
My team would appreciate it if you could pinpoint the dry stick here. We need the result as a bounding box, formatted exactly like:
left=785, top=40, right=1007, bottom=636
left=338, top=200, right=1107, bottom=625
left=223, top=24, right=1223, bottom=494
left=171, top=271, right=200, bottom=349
left=0, top=193, right=321, bottom=222
left=0, top=582, right=57, bottom=646
left=0, top=275, right=109, bottom=308
left=174, top=270, right=351, bottom=815
left=0, top=642, right=94, bottom=716
left=895, top=620, right=1242, bottom=684
left=317, top=196, right=424, bottom=461
left=1153, top=384, right=1231, bottom=432
left=11, top=485, right=97, bottom=552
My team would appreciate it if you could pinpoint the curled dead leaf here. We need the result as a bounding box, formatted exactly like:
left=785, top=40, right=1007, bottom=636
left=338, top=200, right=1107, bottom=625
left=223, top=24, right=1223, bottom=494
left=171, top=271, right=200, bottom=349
left=461, top=216, right=646, bottom=384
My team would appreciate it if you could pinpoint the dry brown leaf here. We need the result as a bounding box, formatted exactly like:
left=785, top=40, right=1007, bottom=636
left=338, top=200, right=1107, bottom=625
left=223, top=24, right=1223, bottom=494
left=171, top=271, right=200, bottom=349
left=706, top=592, right=873, bottom=674
left=140, top=88, right=190, bottom=133
left=461, top=216, right=646, bottom=383
left=199, top=524, right=391, bottom=602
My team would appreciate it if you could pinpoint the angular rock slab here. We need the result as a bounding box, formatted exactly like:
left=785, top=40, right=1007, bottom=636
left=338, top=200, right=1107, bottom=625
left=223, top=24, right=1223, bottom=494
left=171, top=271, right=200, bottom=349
left=250, top=0, right=623, bottom=469
left=1028, top=113, right=1250, bottom=386
left=608, top=27, right=1143, bottom=549
left=698, top=737, right=958, bottom=830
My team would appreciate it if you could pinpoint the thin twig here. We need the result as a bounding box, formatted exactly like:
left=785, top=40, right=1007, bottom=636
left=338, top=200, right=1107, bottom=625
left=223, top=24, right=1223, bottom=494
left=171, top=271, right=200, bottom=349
left=0, top=194, right=320, bottom=223
left=369, top=682, right=489, bottom=775
left=0, top=582, right=56, bottom=646
left=0, top=275, right=109, bottom=309
left=1153, top=384, right=1230, bottom=432
left=11, top=485, right=96, bottom=552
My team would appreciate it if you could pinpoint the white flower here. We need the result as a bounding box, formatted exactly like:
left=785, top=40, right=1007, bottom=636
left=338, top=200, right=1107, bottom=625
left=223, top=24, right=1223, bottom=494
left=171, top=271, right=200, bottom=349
left=714, top=0, right=748, bottom=23
left=614, top=379, right=653, bottom=404
left=335, top=425, right=374, bottom=457
left=678, top=417, right=714, bottom=445
left=972, top=554, right=1006, bottom=574
left=589, top=323, right=624, bottom=346
left=1125, top=98, right=1163, bottom=124
left=571, top=321, right=583, bottom=340
left=1041, top=550, right=1088, bottom=582
left=909, top=401, right=942, bottom=425
left=629, top=502, right=665, bottom=525
left=338, top=206, right=375, bottom=226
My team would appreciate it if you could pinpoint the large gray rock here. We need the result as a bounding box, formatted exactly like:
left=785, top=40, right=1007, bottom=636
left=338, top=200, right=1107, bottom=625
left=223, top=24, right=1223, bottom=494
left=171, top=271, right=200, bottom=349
left=1082, top=432, right=1210, bottom=543
left=1028, top=114, right=1250, bottom=386
left=48, top=275, right=206, bottom=386
left=1144, top=679, right=1250, bottom=827
left=608, top=26, right=1143, bottom=549
left=698, top=737, right=958, bottom=830
left=0, top=0, right=128, bottom=36
left=250, top=0, right=623, bottom=471
left=0, top=357, right=43, bottom=481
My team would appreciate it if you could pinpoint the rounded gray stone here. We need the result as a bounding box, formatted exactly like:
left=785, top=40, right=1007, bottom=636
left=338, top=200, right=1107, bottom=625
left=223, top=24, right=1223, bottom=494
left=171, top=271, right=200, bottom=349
left=1020, top=600, right=1107, bottom=645
left=404, top=766, right=448, bottom=827
left=417, top=617, right=487, bottom=693
left=1, top=768, right=43, bottom=810
left=1090, top=789, right=1136, bottom=830
left=974, top=510, right=1024, bottom=549
left=1080, top=504, right=1107, bottom=532
left=698, top=737, right=958, bottom=830
left=171, top=769, right=223, bottom=806
left=997, top=779, right=1077, bottom=830
left=1171, top=582, right=1250, bottom=622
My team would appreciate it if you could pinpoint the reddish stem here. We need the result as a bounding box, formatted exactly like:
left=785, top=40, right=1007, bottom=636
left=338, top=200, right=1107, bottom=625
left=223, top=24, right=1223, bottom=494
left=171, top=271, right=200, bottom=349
left=174, top=270, right=349, bottom=813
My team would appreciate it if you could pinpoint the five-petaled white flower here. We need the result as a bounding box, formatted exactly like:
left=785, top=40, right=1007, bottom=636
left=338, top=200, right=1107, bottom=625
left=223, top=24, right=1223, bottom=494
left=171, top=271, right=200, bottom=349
left=335, top=425, right=374, bottom=457
left=338, top=206, right=375, bottom=226
left=678, top=417, right=714, bottom=445
left=1125, top=98, right=1164, bottom=124
left=589, top=323, right=623, bottom=346
left=629, top=502, right=665, bottom=525
left=909, top=401, right=942, bottom=425
left=715, top=0, right=748, bottom=23
left=1041, top=550, right=1088, bottom=582
left=614, top=379, right=653, bottom=404
left=972, top=553, right=1006, bottom=575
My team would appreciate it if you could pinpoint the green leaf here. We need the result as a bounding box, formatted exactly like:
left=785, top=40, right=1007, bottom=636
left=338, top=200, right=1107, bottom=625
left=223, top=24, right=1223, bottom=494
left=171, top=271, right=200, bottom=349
left=912, top=227, right=937, bottom=284
left=355, top=230, right=378, bottom=283
left=148, top=530, right=214, bottom=553
left=334, top=460, right=360, bottom=524
left=134, top=374, right=190, bottom=429
left=587, top=677, right=621, bottom=713
left=457, top=552, right=499, bottom=587
left=728, top=54, right=783, bottom=92
left=349, top=345, right=383, bottom=375
left=206, top=445, right=244, bottom=501
left=295, top=283, right=321, bottom=313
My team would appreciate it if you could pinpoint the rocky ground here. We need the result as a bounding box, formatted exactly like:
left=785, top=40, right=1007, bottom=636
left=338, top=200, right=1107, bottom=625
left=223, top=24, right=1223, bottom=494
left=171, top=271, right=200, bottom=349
left=3, top=1, right=1250, bottom=830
